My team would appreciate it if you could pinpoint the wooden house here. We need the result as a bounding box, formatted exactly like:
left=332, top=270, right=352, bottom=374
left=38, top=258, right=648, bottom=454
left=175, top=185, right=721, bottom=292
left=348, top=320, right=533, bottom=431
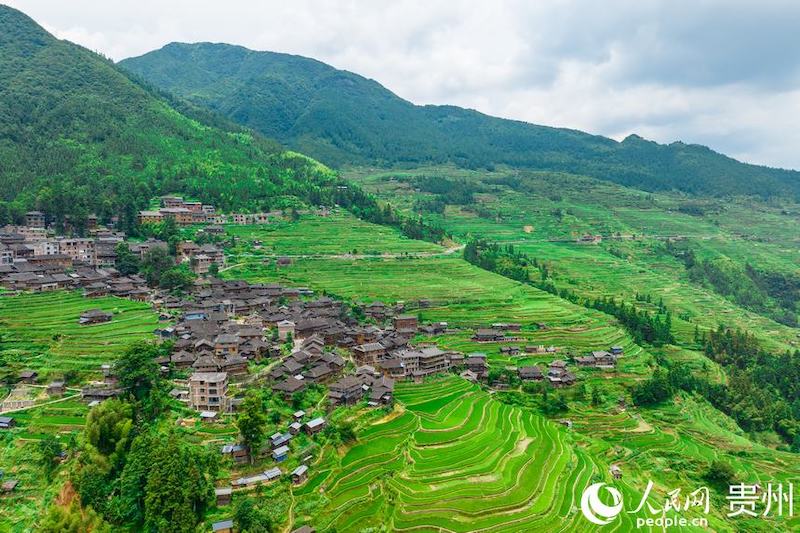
left=291, top=465, right=308, bottom=485
left=215, top=487, right=232, bottom=506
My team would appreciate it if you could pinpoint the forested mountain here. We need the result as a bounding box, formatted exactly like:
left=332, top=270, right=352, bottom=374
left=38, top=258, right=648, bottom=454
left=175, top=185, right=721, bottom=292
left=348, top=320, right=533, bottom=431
left=121, top=42, right=800, bottom=199
left=0, top=6, right=350, bottom=233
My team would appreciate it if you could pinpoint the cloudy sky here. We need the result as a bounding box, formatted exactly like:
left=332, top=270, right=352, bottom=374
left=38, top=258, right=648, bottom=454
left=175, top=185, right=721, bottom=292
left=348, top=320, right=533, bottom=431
left=7, top=0, right=800, bottom=169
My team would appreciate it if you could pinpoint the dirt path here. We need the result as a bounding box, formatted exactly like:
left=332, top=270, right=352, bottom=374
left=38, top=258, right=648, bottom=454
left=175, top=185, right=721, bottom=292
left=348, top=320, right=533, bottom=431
left=0, top=393, right=81, bottom=414
left=227, top=243, right=465, bottom=262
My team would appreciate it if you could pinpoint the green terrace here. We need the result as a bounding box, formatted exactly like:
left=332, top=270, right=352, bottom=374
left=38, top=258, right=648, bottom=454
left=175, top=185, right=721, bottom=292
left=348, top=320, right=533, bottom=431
left=224, top=210, right=445, bottom=258
left=292, top=376, right=741, bottom=532
left=0, top=291, right=160, bottom=380
left=348, top=166, right=800, bottom=352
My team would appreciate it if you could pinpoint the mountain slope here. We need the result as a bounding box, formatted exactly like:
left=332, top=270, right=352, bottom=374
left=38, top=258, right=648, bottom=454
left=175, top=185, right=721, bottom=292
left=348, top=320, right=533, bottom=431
left=120, top=42, right=800, bottom=199
left=0, top=6, right=341, bottom=233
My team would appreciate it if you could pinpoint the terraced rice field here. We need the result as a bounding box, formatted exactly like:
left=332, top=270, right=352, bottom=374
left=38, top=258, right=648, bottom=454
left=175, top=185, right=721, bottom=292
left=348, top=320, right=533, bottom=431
left=225, top=210, right=444, bottom=256
left=294, top=377, right=710, bottom=532
left=511, top=240, right=797, bottom=351
left=289, top=377, right=800, bottom=532
left=0, top=290, right=159, bottom=379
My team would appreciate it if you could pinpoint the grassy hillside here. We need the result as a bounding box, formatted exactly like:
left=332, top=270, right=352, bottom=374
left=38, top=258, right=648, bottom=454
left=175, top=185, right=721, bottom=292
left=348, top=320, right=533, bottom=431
left=0, top=291, right=159, bottom=379
left=349, top=166, right=800, bottom=349
left=0, top=6, right=343, bottom=233
left=120, top=42, right=800, bottom=199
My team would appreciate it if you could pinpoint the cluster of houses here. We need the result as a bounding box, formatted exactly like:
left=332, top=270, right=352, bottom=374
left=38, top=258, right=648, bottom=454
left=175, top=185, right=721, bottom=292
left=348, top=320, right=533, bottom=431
left=1, top=226, right=125, bottom=270
left=513, top=360, right=575, bottom=387
left=150, top=278, right=500, bottom=422
left=514, top=346, right=624, bottom=388
left=0, top=238, right=226, bottom=298
left=577, top=234, right=603, bottom=244
left=176, top=240, right=225, bottom=274
left=137, top=196, right=222, bottom=226
left=137, top=195, right=309, bottom=227
left=0, top=260, right=150, bottom=299
left=0, top=210, right=145, bottom=293
left=147, top=280, right=433, bottom=418
left=472, top=322, right=522, bottom=342
left=268, top=336, right=346, bottom=398
left=574, top=347, right=624, bottom=368
left=327, top=366, right=396, bottom=407
left=213, top=412, right=327, bottom=509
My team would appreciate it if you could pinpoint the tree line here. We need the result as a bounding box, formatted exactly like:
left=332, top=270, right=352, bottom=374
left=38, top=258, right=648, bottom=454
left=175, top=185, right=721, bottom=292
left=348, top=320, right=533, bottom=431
left=464, top=239, right=674, bottom=345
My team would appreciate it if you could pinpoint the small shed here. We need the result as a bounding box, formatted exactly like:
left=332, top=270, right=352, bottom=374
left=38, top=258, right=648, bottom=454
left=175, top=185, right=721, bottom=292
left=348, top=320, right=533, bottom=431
left=47, top=381, right=66, bottom=396
left=0, top=417, right=15, bottom=430
left=270, top=432, right=292, bottom=448
left=264, top=467, right=282, bottom=481
left=291, top=464, right=308, bottom=485
left=272, top=445, right=290, bottom=462
left=215, top=487, right=232, bottom=506
left=79, top=309, right=112, bottom=325
left=304, top=417, right=326, bottom=435
left=199, top=411, right=218, bottom=423
left=18, top=370, right=38, bottom=384
left=221, top=444, right=248, bottom=464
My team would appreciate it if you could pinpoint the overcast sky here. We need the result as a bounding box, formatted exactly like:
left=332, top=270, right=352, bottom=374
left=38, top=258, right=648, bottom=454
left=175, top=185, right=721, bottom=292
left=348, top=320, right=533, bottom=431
left=7, top=0, right=800, bottom=170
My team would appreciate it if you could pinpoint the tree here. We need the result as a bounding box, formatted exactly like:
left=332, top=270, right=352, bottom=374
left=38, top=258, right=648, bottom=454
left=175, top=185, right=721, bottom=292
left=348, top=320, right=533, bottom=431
left=291, top=390, right=306, bottom=410
left=140, top=247, right=174, bottom=287
left=791, top=433, right=800, bottom=454
left=115, top=243, right=140, bottom=276
left=575, top=383, right=588, bottom=402
left=323, top=420, right=357, bottom=446
left=235, top=391, right=268, bottom=463
left=142, top=432, right=216, bottom=531
left=234, top=495, right=274, bottom=533
left=114, top=341, right=166, bottom=418
left=591, top=386, right=604, bottom=407
left=117, top=430, right=217, bottom=530
left=631, top=368, right=673, bottom=406
left=38, top=434, right=62, bottom=481
left=207, top=262, right=219, bottom=277
left=158, top=265, right=195, bottom=292
left=85, top=399, right=134, bottom=469
left=39, top=501, right=112, bottom=533
left=543, top=392, right=568, bottom=415
left=704, top=459, right=737, bottom=490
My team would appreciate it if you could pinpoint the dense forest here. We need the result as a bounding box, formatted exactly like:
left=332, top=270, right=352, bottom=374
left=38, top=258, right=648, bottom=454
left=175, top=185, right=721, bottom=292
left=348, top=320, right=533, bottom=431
left=121, top=42, right=800, bottom=199
left=635, top=326, right=800, bottom=448
left=0, top=6, right=328, bottom=233
left=0, top=6, right=446, bottom=246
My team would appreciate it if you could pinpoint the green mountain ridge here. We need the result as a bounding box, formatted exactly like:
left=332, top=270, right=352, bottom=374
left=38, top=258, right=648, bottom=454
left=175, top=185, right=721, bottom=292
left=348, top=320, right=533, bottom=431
left=120, top=42, right=800, bottom=199
left=0, top=6, right=340, bottom=231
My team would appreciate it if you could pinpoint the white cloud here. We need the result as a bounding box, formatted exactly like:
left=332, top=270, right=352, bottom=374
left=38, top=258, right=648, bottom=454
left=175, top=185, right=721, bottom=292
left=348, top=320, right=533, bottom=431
left=5, top=0, right=800, bottom=169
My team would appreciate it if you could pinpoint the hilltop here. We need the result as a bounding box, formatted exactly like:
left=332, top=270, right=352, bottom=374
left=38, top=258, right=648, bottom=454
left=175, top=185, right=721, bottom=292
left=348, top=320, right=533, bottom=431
left=121, top=42, right=800, bottom=199
left=0, top=6, right=341, bottom=233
